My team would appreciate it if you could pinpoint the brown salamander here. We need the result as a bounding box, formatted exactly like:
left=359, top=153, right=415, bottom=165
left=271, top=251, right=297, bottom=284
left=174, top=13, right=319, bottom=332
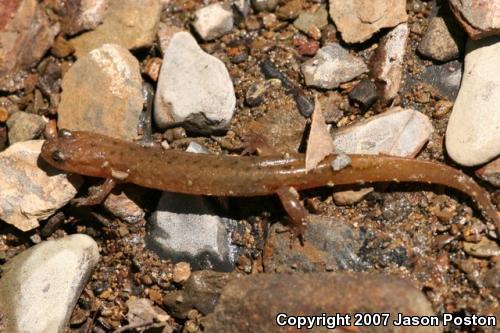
left=41, top=129, right=500, bottom=238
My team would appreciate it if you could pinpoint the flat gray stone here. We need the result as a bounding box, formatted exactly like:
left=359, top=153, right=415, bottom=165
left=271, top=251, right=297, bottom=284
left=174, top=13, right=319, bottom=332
left=70, top=0, right=161, bottom=57
left=0, top=141, right=81, bottom=231
left=192, top=3, right=233, bottom=41
left=57, top=43, right=143, bottom=141
left=146, top=192, right=239, bottom=271
left=333, top=107, right=434, bottom=157
left=154, top=32, right=236, bottom=134
left=0, top=234, right=99, bottom=333
left=301, top=43, right=368, bottom=89
left=445, top=37, right=500, bottom=166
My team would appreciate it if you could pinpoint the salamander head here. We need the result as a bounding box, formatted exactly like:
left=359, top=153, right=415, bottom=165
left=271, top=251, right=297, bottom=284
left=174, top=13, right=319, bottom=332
left=41, top=129, right=111, bottom=178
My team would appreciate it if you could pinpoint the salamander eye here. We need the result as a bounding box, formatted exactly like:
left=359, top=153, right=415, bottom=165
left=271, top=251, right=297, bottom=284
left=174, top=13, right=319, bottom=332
left=52, top=150, right=66, bottom=162
left=58, top=129, right=73, bottom=138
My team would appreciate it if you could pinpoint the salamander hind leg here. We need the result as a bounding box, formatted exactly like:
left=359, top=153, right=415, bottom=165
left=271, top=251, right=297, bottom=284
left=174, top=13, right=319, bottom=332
left=276, top=186, right=309, bottom=245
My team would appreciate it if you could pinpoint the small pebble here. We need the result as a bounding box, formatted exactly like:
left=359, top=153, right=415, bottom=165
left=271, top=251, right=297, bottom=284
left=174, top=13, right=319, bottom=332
left=463, top=238, right=500, bottom=258
left=172, top=262, right=192, bottom=283
left=348, top=78, right=378, bottom=109
left=301, top=43, right=368, bottom=89
left=192, top=3, right=234, bottom=41
left=331, top=153, right=351, bottom=171
left=6, top=111, right=47, bottom=144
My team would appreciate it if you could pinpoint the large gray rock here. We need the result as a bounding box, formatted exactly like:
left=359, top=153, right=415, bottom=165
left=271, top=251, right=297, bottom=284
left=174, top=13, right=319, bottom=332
left=301, top=43, right=368, bottom=89
left=70, top=0, right=161, bottom=57
left=203, top=273, right=440, bottom=333
left=154, top=32, right=236, bottom=134
left=0, top=234, right=99, bottom=333
left=449, top=0, right=500, bottom=40
left=329, top=0, right=408, bottom=43
left=57, top=43, right=143, bottom=141
left=192, top=3, right=233, bottom=41
left=445, top=37, right=500, bottom=166
left=0, top=140, right=81, bottom=231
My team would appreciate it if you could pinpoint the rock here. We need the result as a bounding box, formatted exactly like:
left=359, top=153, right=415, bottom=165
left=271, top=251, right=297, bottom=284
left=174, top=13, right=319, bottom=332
left=70, top=0, right=161, bottom=58
left=445, top=37, right=500, bottom=166
left=203, top=273, right=440, bottom=333
left=416, top=60, right=463, bottom=101
left=463, top=237, right=500, bottom=258
left=186, top=141, right=210, bottom=154
left=0, top=0, right=58, bottom=91
left=418, top=16, right=465, bottom=62
left=56, top=0, right=108, bottom=36
left=172, top=262, right=192, bottom=283
left=57, top=44, right=143, bottom=141
left=245, top=81, right=269, bottom=106
left=276, top=0, right=302, bottom=21
left=292, top=35, right=319, bottom=56
left=333, top=188, right=375, bottom=205
left=348, top=78, right=378, bottom=109
left=305, top=98, right=335, bottom=171
left=481, top=262, right=500, bottom=289
left=370, top=23, right=409, bottom=102
left=449, top=0, right=500, bottom=40
left=146, top=191, right=239, bottom=271
left=0, top=141, right=81, bottom=231
left=0, top=234, right=99, bottom=333
left=293, top=5, right=328, bottom=38
left=318, top=92, right=345, bottom=123
left=51, top=35, right=76, bottom=58
left=232, top=0, right=250, bottom=17
left=154, top=32, right=236, bottom=134
left=333, top=107, right=433, bottom=157
left=251, top=0, right=278, bottom=12
left=476, top=157, right=500, bottom=187
left=301, top=43, right=368, bottom=89
left=263, top=216, right=367, bottom=272
left=163, top=271, right=237, bottom=318
left=192, top=3, right=233, bottom=41
left=6, top=111, right=46, bottom=143
left=126, top=298, right=169, bottom=327
left=329, top=0, right=408, bottom=44
left=103, top=188, right=145, bottom=224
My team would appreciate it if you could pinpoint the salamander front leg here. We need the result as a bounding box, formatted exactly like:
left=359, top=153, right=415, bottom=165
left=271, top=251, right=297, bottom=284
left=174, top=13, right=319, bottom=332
left=72, top=178, right=117, bottom=206
left=276, top=186, right=308, bottom=244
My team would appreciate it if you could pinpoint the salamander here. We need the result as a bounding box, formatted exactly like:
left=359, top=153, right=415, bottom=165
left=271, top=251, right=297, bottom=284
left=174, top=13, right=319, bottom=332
left=41, top=129, right=500, bottom=238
